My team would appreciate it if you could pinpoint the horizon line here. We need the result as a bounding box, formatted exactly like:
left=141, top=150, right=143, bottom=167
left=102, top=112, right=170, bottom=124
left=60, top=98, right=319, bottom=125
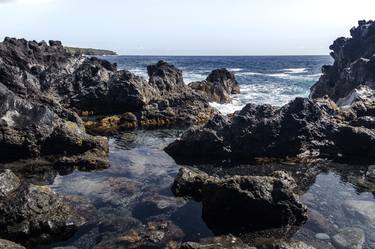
left=109, top=54, right=330, bottom=57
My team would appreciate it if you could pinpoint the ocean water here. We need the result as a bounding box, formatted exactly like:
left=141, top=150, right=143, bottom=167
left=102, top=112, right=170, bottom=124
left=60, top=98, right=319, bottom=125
left=103, top=55, right=332, bottom=113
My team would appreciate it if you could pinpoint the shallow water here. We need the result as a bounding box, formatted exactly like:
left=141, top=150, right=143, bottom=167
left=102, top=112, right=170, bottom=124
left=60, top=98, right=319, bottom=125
left=42, top=129, right=375, bottom=249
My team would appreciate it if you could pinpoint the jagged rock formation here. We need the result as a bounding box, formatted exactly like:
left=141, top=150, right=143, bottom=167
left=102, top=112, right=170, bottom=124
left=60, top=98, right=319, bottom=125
left=310, top=20, right=375, bottom=104
left=0, top=37, right=215, bottom=161
left=172, top=167, right=307, bottom=232
left=165, top=97, right=375, bottom=164
left=0, top=169, right=84, bottom=246
left=86, top=61, right=215, bottom=134
left=189, top=68, right=240, bottom=103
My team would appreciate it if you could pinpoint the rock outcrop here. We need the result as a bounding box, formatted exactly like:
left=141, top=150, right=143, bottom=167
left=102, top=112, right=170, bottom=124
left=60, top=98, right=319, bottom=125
left=0, top=37, right=215, bottom=161
left=310, top=20, right=375, bottom=104
left=165, top=96, right=375, bottom=164
left=0, top=170, right=84, bottom=246
left=189, top=68, right=240, bottom=103
left=172, top=167, right=307, bottom=232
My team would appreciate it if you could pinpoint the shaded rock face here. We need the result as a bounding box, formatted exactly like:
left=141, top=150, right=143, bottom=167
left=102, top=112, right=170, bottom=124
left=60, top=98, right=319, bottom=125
left=0, top=81, right=108, bottom=165
left=165, top=96, right=375, bottom=164
left=0, top=170, right=84, bottom=246
left=189, top=68, right=240, bottom=103
left=0, top=37, right=215, bottom=162
left=310, top=20, right=375, bottom=103
left=172, top=167, right=307, bottom=233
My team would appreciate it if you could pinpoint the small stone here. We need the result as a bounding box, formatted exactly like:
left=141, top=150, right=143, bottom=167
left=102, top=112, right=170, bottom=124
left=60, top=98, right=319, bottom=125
left=315, top=233, right=330, bottom=240
left=332, top=227, right=365, bottom=249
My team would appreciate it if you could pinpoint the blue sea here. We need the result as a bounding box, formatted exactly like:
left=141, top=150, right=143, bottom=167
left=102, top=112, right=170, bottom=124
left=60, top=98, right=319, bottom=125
left=103, top=55, right=333, bottom=114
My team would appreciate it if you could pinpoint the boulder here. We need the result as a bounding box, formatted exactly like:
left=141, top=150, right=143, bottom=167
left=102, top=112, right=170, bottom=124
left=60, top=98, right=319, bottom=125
left=189, top=68, right=240, bottom=103
left=172, top=167, right=307, bottom=232
left=310, top=20, right=375, bottom=103
left=332, top=227, right=365, bottom=249
left=0, top=170, right=85, bottom=246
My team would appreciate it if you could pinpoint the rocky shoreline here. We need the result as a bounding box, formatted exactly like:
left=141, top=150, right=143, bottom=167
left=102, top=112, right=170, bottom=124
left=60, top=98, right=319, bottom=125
left=0, top=21, right=375, bottom=249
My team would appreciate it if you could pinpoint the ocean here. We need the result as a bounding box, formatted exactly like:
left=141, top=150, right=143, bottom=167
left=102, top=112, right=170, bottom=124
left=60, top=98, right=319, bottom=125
left=103, top=55, right=333, bottom=114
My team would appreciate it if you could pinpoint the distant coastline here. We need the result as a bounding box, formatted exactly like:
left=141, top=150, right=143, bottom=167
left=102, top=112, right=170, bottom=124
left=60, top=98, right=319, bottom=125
left=65, top=46, right=117, bottom=56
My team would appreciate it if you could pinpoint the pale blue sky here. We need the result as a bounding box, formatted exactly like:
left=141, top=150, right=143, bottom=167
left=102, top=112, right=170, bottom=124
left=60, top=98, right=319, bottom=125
left=0, top=0, right=374, bottom=55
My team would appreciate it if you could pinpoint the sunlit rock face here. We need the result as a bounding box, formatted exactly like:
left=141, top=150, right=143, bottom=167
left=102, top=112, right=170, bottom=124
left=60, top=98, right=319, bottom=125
left=310, top=20, right=375, bottom=104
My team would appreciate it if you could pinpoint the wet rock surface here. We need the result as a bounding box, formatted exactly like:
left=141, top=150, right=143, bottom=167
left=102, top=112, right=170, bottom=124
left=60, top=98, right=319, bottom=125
left=189, top=68, right=240, bottom=103
left=332, top=227, right=366, bottom=249
left=0, top=170, right=84, bottom=247
left=172, top=167, right=307, bottom=233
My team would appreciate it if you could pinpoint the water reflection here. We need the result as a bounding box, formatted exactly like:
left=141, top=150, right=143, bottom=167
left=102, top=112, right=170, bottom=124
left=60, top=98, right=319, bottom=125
left=28, top=129, right=375, bottom=249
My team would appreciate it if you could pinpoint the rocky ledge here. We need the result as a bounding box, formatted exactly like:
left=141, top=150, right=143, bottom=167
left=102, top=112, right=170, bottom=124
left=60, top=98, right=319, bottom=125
left=0, top=169, right=84, bottom=247
left=189, top=68, right=240, bottom=103
left=172, top=167, right=307, bottom=233
left=166, top=96, right=375, bottom=164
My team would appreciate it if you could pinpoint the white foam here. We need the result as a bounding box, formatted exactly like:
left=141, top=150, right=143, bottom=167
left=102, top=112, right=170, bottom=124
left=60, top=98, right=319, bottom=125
left=283, top=68, right=308, bottom=74
left=228, top=68, right=243, bottom=72
left=211, top=83, right=310, bottom=115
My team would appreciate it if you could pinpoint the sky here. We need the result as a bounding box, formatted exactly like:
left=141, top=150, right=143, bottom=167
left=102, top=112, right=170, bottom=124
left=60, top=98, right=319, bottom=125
left=0, top=0, right=374, bottom=55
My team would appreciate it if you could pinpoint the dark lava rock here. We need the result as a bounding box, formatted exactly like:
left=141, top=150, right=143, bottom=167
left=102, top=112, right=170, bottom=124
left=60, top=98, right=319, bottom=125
left=166, top=96, right=375, bottom=164
left=172, top=167, right=307, bottom=233
left=0, top=37, right=215, bottom=163
left=165, top=98, right=335, bottom=164
left=189, top=68, right=240, bottom=103
left=310, top=20, right=375, bottom=103
left=0, top=170, right=85, bottom=246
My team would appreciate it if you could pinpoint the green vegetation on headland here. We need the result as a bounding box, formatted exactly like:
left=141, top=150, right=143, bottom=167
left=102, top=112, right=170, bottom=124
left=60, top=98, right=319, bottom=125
left=64, top=46, right=117, bottom=56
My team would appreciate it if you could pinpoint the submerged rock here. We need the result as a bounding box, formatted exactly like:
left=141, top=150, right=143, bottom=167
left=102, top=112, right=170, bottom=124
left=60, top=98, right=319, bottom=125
left=172, top=167, right=307, bottom=232
left=179, top=235, right=254, bottom=249
left=260, top=241, right=317, bottom=249
left=94, top=219, right=184, bottom=249
left=332, top=227, right=365, bottom=249
left=189, top=68, right=240, bottom=103
left=0, top=170, right=84, bottom=246
left=342, top=200, right=375, bottom=223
